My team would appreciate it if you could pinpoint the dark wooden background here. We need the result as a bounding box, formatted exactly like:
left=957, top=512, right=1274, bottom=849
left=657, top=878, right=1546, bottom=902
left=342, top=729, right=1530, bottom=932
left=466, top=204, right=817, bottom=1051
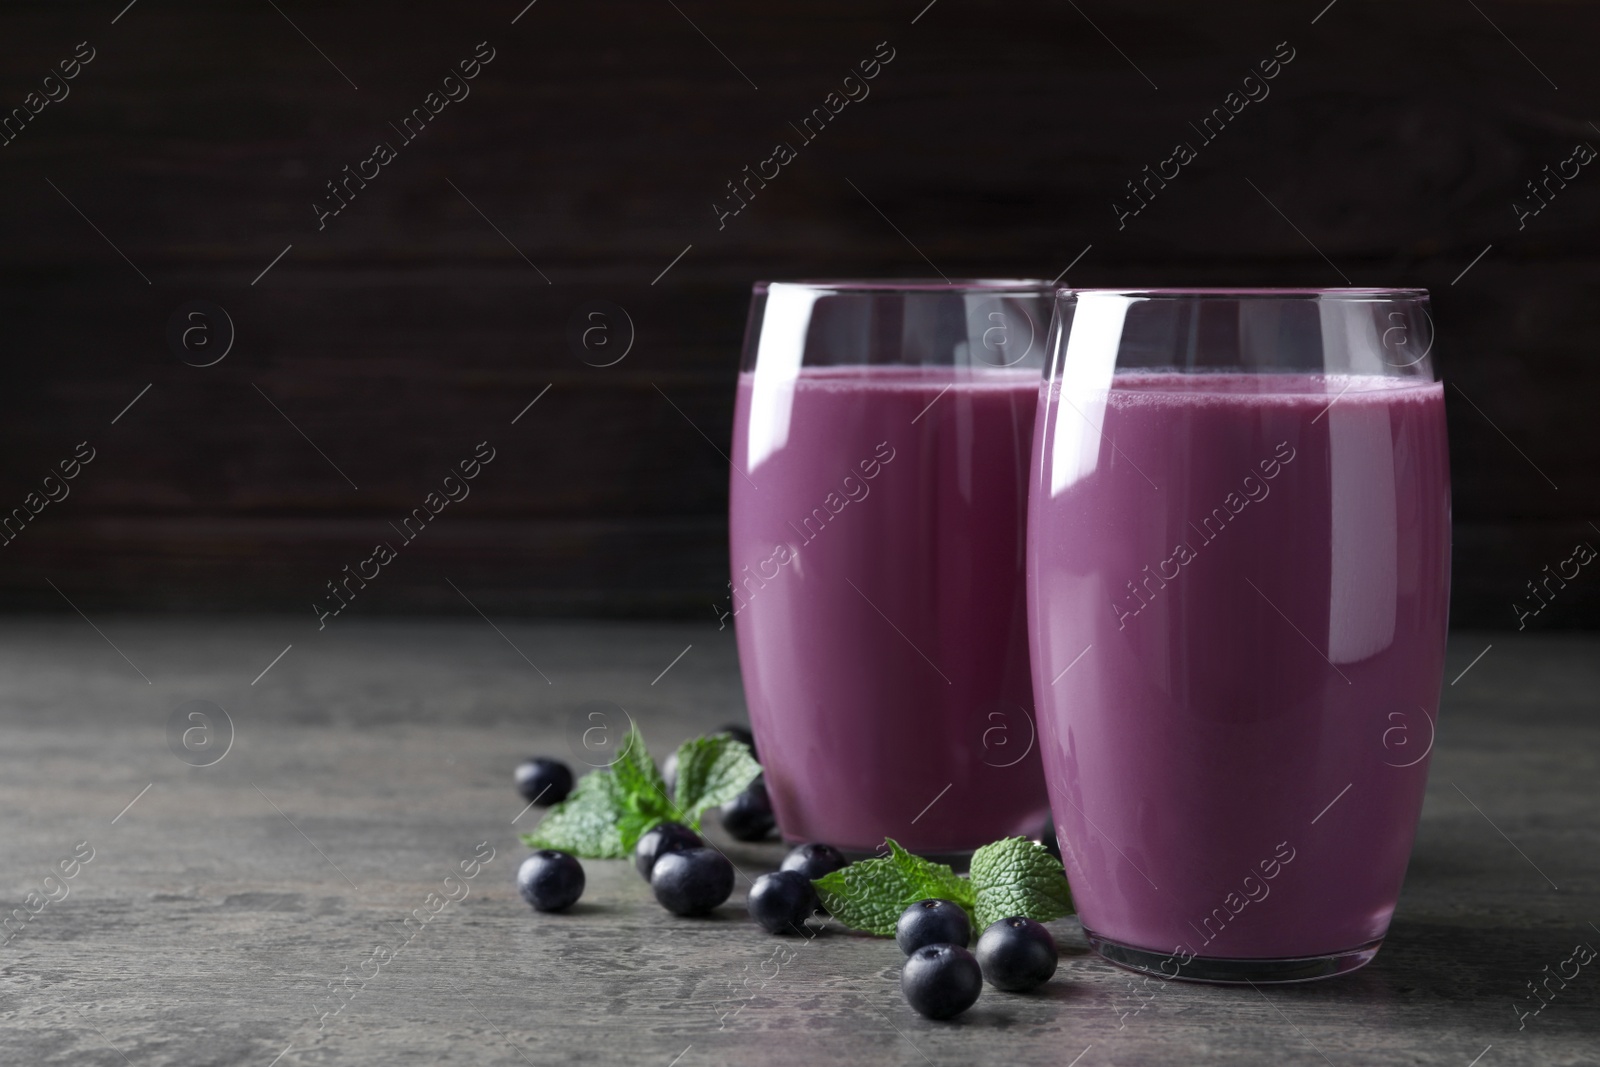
left=0, top=0, right=1595, bottom=627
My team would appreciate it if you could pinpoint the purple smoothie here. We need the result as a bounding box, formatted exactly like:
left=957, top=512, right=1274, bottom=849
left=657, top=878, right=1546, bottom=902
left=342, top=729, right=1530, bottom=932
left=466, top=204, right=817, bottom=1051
left=731, top=365, right=1051, bottom=853
left=1028, top=372, right=1450, bottom=959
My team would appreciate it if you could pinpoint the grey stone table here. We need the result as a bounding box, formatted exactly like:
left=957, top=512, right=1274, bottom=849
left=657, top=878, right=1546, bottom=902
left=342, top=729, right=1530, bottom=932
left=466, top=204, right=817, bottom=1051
left=0, top=618, right=1595, bottom=1066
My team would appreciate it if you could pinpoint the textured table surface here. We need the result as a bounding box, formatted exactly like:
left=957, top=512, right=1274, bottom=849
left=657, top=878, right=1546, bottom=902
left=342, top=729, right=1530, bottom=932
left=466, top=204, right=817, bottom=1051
left=0, top=617, right=1595, bottom=1066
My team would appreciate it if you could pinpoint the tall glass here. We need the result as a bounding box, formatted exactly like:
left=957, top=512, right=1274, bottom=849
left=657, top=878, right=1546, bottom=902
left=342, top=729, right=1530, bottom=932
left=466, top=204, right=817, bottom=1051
left=1028, top=289, right=1450, bottom=982
left=730, top=280, right=1054, bottom=855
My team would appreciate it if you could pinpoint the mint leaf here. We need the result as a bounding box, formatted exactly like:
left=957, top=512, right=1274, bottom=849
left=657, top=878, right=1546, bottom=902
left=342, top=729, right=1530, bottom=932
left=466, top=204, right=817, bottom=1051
left=522, top=772, right=631, bottom=858
left=890, top=840, right=975, bottom=911
left=813, top=838, right=972, bottom=936
left=969, top=837, right=1073, bottom=929
left=601, top=722, right=680, bottom=851
left=813, top=837, right=1073, bottom=936
left=671, top=733, right=761, bottom=830
left=616, top=804, right=671, bottom=851
left=609, top=722, right=668, bottom=807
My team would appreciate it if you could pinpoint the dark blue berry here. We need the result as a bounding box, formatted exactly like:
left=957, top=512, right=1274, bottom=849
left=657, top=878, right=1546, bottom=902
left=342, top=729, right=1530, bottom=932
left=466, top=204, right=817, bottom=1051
left=896, top=898, right=972, bottom=954
left=514, top=757, right=573, bottom=805
left=718, top=724, right=758, bottom=762
left=662, top=751, right=679, bottom=798
left=976, top=916, right=1058, bottom=991
left=779, top=842, right=848, bottom=882
left=720, top=775, right=776, bottom=841
left=747, top=870, right=816, bottom=934
left=634, top=821, right=701, bottom=881
left=650, top=846, right=734, bottom=916
left=517, top=850, right=584, bottom=912
left=901, top=943, right=983, bottom=1020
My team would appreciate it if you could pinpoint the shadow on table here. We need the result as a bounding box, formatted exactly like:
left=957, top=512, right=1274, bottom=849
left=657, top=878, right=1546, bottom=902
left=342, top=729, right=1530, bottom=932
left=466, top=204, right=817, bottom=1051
left=1261, top=918, right=1600, bottom=1041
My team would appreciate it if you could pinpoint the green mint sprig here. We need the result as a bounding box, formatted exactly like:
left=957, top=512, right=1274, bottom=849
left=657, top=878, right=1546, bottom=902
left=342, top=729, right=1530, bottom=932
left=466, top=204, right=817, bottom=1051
left=521, top=724, right=760, bottom=858
left=813, top=836, right=1072, bottom=935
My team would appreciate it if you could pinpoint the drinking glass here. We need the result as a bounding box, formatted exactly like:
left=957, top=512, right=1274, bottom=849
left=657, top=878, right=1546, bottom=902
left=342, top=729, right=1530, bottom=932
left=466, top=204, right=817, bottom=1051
left=730, top=280, right=1054, bottom=855
left=1028, top=289, right=1449, bottom=982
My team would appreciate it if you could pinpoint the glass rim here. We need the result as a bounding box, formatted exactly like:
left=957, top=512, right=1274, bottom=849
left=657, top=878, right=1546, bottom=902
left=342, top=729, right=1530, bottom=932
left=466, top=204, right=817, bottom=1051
left=753, top=278, right=1051, bottom=294
left=1055, top=287, right=1428, bottom=299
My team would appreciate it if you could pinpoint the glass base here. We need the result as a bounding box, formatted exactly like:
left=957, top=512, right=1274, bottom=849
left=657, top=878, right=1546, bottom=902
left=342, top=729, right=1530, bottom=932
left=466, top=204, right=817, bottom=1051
left=1085, top=928, right=1384, bottom=984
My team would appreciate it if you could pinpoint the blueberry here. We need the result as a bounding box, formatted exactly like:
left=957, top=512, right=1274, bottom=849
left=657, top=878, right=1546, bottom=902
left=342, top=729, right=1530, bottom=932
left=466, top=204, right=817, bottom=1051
left=747, top=870, right=816, bottom=934
left=721, top=775, right=777, bottom=841
left=901, top=943, right=983, bottom=1020
left=634, top=821, right=701, bottom=881
left=651, top=846, right=734, bottom=916
left=517, top=850, right=584, bottom=912
left=514, top=757, right=573, bottom=805
left=718, top=723, right=758, bottom=762
left=662, top=751, right=679, bottom=798
left=779, top=842, right=848, bottom=882
left=976, top=916, right=1058, bottom=991
left=895, top=898, right=972, bottom=954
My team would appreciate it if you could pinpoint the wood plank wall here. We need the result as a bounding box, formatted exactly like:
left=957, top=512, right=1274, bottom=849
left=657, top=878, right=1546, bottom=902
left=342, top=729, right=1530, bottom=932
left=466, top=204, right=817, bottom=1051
left=0, top=0, right=1595, bottom=628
